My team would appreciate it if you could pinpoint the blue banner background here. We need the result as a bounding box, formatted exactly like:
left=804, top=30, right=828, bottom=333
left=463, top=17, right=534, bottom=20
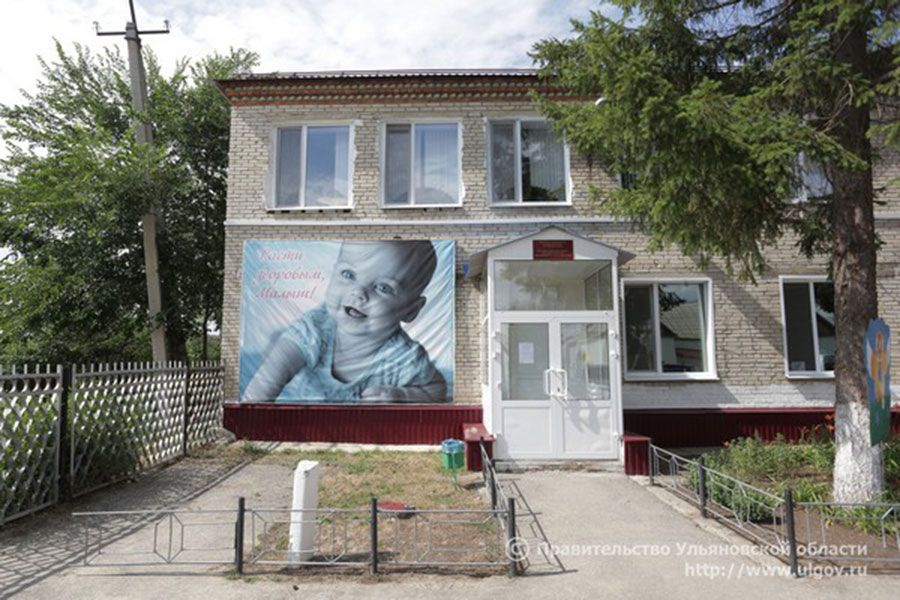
left=239, top=240, right=455, bottom=402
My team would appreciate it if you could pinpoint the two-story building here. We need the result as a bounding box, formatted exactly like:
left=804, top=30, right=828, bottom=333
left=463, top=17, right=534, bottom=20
left=217, top=69, right=900, bottom=464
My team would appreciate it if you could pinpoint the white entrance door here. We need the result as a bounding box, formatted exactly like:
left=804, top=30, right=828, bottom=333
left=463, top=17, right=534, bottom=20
left=494, top=315, right=620, bottom=460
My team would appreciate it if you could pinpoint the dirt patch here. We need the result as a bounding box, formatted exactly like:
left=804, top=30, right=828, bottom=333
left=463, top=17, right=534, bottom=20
left=231, top=446, right=505, bottom=574
left=792, top=506, right=900, bottom=572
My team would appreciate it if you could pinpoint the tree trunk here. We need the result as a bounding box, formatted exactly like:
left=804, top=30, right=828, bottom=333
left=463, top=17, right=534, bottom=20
left=830, top=20, right=884, bottom=503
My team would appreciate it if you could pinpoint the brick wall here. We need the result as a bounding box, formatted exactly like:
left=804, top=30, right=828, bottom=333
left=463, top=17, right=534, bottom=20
left=221, top=97, right=900, bottom=410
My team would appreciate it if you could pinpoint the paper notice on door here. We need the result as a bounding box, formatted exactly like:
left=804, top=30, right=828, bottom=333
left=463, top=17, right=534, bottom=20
left=518, top=342, right=535, bottom=364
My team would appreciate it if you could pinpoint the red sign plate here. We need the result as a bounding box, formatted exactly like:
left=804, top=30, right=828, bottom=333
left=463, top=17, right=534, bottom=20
left=532, top=240, right=574, bottom=260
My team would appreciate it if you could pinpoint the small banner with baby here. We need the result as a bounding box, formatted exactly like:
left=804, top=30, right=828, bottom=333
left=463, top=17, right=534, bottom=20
left=239, top=239, right=455, bottom=404
left=865, top=318, right=891, bottom=446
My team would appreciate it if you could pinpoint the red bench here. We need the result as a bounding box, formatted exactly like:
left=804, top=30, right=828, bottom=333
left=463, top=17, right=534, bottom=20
left=462, top=423, right=495, bottom=471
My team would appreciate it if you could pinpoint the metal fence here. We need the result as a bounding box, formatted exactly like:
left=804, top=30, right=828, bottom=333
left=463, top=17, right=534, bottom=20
left=0, top=365, right=63, bottom=525
left=792, top=501, right=899, bottom=569
left=481, top=441, right=508, bottom=512
left=649, top=444, right=900, bottom=574
left=480, top=441, right=565, bottom=574
left=1, top=362, right=224, bottom=525
left=75, top=496, right=518, bottom=575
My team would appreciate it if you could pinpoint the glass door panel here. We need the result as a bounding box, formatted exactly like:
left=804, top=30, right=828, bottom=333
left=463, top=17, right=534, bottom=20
left=560, top=322, right=610, bottom=401
left=501, top=323, right=550, bottom=400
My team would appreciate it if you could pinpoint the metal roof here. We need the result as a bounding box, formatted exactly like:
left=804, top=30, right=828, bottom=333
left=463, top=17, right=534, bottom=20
left=464, top=226, right=633, bottom=280
left=228, top=68, right=539, bottom=81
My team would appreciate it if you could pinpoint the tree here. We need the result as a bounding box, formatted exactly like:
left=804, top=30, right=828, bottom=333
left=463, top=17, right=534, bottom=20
left=0, top=42, right=258, bottom=364
left=532, top=2, right=898, bottom=502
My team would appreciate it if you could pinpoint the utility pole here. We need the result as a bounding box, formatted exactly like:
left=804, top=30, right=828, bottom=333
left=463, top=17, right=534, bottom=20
left=96, top=1, right=170, bottom=363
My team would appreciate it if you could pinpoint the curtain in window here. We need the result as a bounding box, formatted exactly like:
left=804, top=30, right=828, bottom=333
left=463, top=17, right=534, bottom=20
left=414, top=124, right=459, bottom=205
left=521, top=122, right=565, bottom=202
left=384, top=125, right=411, bottom=205
left=490, top=122, right=516, bottom=202
left=275, top=128, right=303, bottom=207
left=304, top=126, right=349, bottom=207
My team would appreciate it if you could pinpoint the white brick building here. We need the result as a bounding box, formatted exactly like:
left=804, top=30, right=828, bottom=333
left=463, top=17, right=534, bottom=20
left=217, top=69, right=899, bottom=462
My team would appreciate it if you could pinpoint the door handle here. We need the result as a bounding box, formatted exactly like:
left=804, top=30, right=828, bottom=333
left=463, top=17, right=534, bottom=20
left=557, top=368, right=569, bottom=400
left=543, top=369, right=552, bottom=396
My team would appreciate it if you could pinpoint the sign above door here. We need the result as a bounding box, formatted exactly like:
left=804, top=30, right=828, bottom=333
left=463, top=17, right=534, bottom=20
left=532, top=240, right=574, bottom=260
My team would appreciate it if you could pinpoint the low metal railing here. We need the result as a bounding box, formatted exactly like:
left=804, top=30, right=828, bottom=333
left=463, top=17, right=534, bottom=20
left=74, top=508, right=238, bottom=566
left=74, top=496, right=522, bottom=575
left=247, top=506, right=371, bottom=567
left=479, top=440, right=565, bottom=574
left=649, top=444, right=900, bottom=574
left=481, top=440, right=508, bottom=514
left=792, top=501, right=900, bottom=569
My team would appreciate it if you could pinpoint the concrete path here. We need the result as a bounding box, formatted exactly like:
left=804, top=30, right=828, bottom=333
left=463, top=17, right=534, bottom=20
left=3, top=463, right=897, bottom=599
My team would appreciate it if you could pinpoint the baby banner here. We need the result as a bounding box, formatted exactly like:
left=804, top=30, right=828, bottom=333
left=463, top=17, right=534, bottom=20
left=239, top=240, right=455, bottom=403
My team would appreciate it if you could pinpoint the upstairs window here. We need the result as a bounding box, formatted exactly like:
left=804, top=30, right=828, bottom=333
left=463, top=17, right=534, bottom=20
left=274, top=125, right=352, bottom=209
left=382, top=123, right=461, bottom=206
left=793, top=153, right=832, bottom=203
left=623, top=280, right=716, bottom=379
left=780, top=277, right=835, bottom=376
left=489, top=119, right=568, bottom=204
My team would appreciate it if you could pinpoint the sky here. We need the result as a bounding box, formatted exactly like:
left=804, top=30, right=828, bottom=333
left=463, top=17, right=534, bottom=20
left=0, top=0, right=608, bottom=108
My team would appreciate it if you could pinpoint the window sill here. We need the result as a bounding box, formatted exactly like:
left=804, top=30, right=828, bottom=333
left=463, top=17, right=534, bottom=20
left=381, top=203, right=464, bottom=210
left=624, top=373, right=720, bottom=383
left=266, top=205, right=353, bottom=213
left=491, top=201, right=573, bottom=208
left=785, top=372, right=835, bottom=380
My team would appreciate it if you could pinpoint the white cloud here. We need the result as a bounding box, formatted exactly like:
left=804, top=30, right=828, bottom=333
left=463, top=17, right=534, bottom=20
left=0, top=0, right=608, bottom=111
left=0, top=0, right=618, bottom=161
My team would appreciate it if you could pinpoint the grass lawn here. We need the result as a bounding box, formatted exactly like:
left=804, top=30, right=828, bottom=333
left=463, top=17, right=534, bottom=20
left=202, top=442, right=485, bottom=509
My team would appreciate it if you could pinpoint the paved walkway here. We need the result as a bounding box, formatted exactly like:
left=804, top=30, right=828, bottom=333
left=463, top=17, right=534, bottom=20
left=3, top=461, right=898, bottom=599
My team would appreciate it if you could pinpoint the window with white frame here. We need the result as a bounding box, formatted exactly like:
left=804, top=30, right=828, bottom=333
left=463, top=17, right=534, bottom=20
left=623, top=280, right=715, bottom=377
left=488, top=119, right=568, bottom=204
left=382, top=123, right=461, bottom=206
left=780, top=278, right=835, bottom=376
left=273, top=125, right=352, bottom=209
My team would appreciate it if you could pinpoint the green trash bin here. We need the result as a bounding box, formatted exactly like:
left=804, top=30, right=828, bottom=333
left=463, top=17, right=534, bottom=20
left=441, top=439, right=465, bottom=470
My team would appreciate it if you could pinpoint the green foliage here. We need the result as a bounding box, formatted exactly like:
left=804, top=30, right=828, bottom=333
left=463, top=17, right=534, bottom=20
left=531, top=1, right=898, bottom=277
left=0, top=42, right=259, bottom=363
left=885, top=438, right=900, bottom=486
left=701, top=435, right=833, bottom=500
left=689, top=464, right=787, bottom=522
left=690, top=434, right=899, bottom=524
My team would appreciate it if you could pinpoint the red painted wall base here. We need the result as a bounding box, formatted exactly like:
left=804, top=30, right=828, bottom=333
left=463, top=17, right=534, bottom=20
left=624, top=407, right=900, bottom=448
left=223, top=403, right=898, bottom=450
left=223, top=402, right=482, bottom=445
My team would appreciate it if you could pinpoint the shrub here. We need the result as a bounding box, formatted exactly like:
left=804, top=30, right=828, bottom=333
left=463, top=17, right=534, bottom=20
left=687, top=434, right=899, bottom=527
left=686, top=461, right=783, bottom=522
